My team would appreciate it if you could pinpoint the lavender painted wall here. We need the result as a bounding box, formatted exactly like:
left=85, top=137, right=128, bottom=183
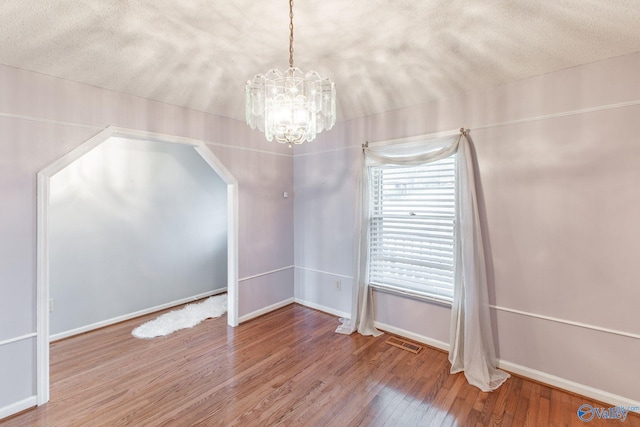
left=0, top=64, right=294, bottom=415
left=294, top=51, right=640, bottom=404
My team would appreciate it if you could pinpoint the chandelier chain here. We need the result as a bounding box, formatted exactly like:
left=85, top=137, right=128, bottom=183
left=289, top=0, right=294, bottom=68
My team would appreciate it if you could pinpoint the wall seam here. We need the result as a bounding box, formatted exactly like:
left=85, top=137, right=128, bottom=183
left=293, top=98, right=640, bottom=157
left=294, top=267, right=640, bottom=340
left=294, top=265, right=353, bottom=280
left=0, top=112, right=102, bottom=130
left=239, top=265, right=295, bottom=282
left=491, top=305, right=640, bottom=340
left=0, top=112, right=293, bottom=157
left=0, top=333, right=37, bottom=347
left=473, top=99, right=640, bottom=131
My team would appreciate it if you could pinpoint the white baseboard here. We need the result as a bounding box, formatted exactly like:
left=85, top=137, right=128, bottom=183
left=294, top=298, right=350, bottom=319
left=50, top=289, right=226, bottom=341
left=497, top=360, right=640, bottom=414
left=372, top=321, right=639, bottom=413
left=0, top=395, right=37, bottom=420
left=238, top=297, right=295, bottom=323
left=373, top=321, right=450, bottom=352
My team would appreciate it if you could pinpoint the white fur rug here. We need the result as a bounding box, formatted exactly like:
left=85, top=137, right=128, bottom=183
left=132, top=294, right=227, bottom=339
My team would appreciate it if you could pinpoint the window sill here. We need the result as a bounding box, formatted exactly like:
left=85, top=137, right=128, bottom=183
left=369, top=283, right=453, bottom=307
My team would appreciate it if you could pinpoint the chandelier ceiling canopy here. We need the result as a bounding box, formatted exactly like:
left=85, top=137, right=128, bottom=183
left=245, top=0, right=336, bottom=146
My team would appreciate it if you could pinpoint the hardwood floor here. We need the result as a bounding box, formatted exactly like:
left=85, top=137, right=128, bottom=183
left=2, top=303, right=638, bottom=426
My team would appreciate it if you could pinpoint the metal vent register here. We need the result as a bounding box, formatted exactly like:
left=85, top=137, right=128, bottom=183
left=386, top=337, right=424, bottom=354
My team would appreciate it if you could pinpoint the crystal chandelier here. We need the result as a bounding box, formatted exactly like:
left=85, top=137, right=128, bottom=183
left=245, top=0, right=336, bottom=146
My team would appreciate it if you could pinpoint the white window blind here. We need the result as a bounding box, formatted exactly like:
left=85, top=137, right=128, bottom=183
left=368, top=155, right=456, bottom=303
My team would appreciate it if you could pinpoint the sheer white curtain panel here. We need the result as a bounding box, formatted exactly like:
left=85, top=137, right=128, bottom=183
left=337, top=129, right=509, bottom=392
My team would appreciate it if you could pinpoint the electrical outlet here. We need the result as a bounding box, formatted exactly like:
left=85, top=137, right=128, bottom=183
left=49, top=299, right=54, bottom=313
left=335, top=280, right=341, bottom=291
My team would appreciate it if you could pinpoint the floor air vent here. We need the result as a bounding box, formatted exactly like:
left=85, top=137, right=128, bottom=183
left=386, top=337, right=423, bottom=354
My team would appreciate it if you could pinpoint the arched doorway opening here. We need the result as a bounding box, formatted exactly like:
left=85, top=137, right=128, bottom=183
left=35, top=126, right=238, bottom=404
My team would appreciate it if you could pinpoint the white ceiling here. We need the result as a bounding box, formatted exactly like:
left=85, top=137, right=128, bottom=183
left=2, top=1, right=640, bottom=122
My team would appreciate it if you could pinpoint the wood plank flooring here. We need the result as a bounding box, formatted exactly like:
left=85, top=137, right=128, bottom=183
left=2, top=303, right=638, bottom=426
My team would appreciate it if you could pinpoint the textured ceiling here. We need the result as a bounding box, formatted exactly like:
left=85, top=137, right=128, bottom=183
left=1, top=1, right=640, bottom=122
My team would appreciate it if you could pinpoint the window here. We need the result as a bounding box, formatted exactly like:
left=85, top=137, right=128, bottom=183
left=368, top=155, right=456, bottom=303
